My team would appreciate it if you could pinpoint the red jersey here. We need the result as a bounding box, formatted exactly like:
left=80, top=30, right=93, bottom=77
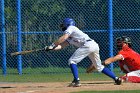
left=118, top=46, right=140, bottom=73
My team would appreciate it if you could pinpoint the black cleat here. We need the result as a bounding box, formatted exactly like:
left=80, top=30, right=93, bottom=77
left=68, top=79, right=81, bottom=87
left=115, top=77, right=122, bottom=85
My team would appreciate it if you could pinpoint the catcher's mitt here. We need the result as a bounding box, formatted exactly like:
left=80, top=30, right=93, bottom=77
left=86, top=65, right=96, bottom=73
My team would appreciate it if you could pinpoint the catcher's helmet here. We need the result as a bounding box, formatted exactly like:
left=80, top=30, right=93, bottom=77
left=60, top=18, right=75, bottom=31
left=116, top=36, right=132, bottom=50
left=116, top=36, right=131, bottom=44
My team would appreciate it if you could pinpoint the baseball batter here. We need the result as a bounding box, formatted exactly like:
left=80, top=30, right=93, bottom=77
left=103, top=36, right=140, bottom=83
left=45, top=18, right=122, bottom=87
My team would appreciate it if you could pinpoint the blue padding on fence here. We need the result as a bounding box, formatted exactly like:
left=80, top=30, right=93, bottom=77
left=1, top=0, right=7, bottom=75
left=17, top=0, right=22, bottom=75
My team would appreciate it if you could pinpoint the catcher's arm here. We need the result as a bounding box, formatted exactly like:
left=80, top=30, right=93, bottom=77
left=102, top=54, right=123, bottom=66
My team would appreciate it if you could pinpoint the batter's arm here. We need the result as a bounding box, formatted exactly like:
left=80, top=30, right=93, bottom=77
left=53, top=41, right=69, bottom=50
left=54, top=34, right=70, bottom=46
left=45, top=34, right=70, bottom=51
left=103, top=54, right=123, bottom=65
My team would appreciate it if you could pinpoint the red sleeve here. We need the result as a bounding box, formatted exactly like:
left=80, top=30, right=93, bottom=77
left=118, top=50, right=128, bottom=59
left=118, top=50, right=129, bottom=73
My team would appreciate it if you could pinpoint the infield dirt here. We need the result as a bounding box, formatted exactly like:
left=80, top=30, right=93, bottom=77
left=0, top=81, right=140, bottom=93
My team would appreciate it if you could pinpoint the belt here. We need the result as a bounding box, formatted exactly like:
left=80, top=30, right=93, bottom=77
left=86, top=39, right=92, bottom=42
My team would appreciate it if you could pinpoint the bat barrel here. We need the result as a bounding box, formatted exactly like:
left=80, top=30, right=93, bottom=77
left=10, top=48, right=45, bottom=56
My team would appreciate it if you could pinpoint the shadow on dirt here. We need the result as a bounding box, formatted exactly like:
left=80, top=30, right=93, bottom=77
left=0, top=86, right=16, bottom=89
left=82, top=82, right=114, bottom=84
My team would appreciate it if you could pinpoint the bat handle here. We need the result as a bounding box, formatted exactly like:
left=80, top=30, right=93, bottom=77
left=36, top=48, right=45, bottom=52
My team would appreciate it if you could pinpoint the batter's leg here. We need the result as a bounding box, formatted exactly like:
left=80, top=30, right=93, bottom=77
left=88, top=52, right=122, bottom=85
left=68, top=46, right=91, bottom=87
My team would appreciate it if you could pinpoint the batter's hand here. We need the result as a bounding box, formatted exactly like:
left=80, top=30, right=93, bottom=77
left=44, top=46, right=49, bottom=51
left=45, top=43, right=57, bottom=51
left=86, top=65, right=96, bottom=73
left=45, top=46, right=53, bottom=51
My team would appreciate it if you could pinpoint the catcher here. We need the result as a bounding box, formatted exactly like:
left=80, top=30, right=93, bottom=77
left=102, top=36, right=140, bottom=83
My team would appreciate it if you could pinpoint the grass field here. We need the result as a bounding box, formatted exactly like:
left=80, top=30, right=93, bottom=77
left=0, top=67, right=123, bottom=82
left=0, top=73, right=113, bottom=82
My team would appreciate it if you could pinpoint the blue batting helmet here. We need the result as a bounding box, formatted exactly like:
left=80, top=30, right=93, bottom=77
left=60, top=18, right=75, bottom=31
left=63, top=18, right=75, bottom=27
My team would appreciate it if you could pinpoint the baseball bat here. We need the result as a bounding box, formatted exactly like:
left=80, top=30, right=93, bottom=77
left=10, top=48, right=45, bottom=56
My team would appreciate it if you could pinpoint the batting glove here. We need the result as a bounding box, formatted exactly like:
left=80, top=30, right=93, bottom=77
left=45, top=43, right=56, bottom=51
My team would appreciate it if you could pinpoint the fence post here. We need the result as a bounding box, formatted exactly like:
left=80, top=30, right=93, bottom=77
left=0, top=0, right=6, bottom=75
left=108, top=0, right=114, bottom=71
left=17, top=0, right=22, bottom=75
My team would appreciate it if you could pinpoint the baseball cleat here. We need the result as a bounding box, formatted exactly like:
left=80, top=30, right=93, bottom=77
left=115, top=77, right=122, bottom=85
left=68, top=79, right=81, bottom=87
left=73, top=80, right=81, bottom=87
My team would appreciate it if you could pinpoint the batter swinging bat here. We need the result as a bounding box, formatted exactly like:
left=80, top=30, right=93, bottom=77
left=11, top=48, right=45, bottom=56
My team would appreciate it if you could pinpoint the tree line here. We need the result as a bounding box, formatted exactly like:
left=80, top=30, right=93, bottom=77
left=4, top=0, right=140, bottom=32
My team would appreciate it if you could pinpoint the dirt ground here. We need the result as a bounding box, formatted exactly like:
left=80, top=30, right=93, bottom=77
left=0, top=81, right=140, bottom=93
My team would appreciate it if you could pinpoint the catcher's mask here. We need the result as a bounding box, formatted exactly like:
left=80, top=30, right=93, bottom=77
left=116, top=36, right=132, bottom=50
left=60, top=18, right=75, bottom=31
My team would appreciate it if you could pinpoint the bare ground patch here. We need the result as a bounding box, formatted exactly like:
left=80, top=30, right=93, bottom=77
left=0, top=81, right=140, bottom=93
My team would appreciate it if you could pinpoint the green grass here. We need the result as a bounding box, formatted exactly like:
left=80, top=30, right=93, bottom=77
left=0, top=73, right=113, bottom=82
left=71, top=90, right=140, bottom=93
left=0, top=67, right=124, bottom=82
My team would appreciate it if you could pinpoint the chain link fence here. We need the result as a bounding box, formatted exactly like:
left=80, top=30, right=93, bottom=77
left=0, top=0, right=140, bottom=75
